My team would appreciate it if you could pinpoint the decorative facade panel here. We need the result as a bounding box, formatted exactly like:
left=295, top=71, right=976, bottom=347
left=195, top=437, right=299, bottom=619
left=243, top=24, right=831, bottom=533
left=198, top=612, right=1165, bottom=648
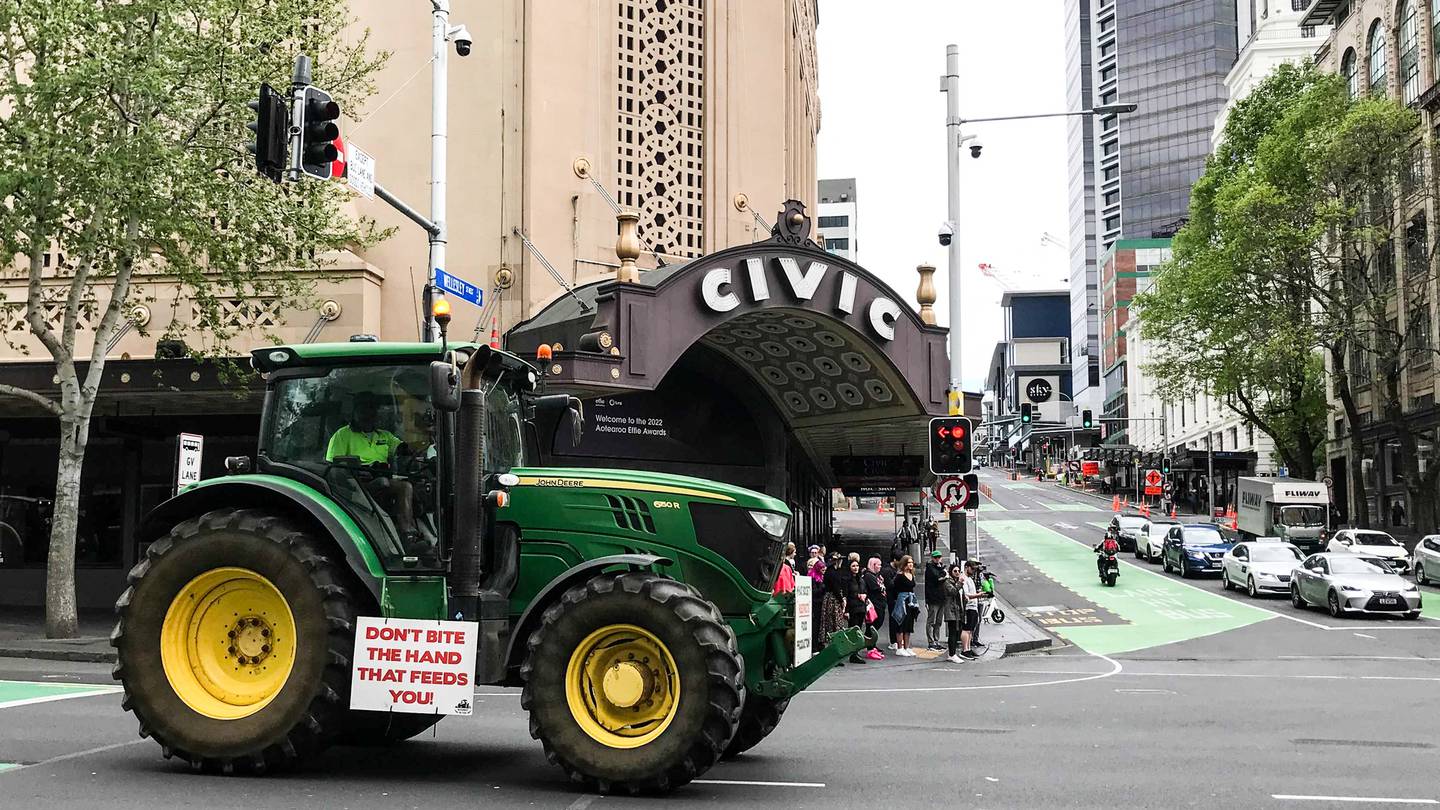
left=616, top=0, right=706, bottom=259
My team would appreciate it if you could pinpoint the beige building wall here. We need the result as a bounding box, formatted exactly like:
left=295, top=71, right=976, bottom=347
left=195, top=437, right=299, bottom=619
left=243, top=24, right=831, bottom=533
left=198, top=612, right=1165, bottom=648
left=1, top=0, right=819, bottom=365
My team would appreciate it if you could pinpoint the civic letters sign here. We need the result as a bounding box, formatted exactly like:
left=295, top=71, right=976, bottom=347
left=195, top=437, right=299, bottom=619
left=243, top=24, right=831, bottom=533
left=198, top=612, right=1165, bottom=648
left=699, top=255, right=902, bottom=342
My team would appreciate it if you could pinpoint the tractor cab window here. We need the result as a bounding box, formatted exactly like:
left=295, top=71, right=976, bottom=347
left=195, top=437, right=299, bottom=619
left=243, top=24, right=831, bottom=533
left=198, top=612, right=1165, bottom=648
left=486, top=380, right=525, bottom=473
left=260, top=364, right=440, bottom=569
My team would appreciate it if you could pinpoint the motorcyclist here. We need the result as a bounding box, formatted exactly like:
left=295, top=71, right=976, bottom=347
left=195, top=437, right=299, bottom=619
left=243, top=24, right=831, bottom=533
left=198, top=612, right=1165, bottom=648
left=1094, top=533, right=1121, bottom=578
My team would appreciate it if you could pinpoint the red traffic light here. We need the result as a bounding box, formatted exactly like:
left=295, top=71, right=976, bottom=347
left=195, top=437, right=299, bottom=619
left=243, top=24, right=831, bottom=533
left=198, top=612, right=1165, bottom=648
left=937, top=426, right=950, bottom=438
left=953, top=426, right=966, bottom=440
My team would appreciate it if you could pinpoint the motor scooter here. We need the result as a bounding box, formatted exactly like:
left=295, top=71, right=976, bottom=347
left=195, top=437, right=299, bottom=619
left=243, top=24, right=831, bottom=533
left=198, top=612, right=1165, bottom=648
left=1096, top=543, right=1119, bottom=587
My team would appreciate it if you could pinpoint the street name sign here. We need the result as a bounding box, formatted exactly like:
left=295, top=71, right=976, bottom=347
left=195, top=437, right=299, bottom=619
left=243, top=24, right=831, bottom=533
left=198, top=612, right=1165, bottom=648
left=347, top=144, right=375, bottom=198
left=351, top=617, right=479, bottom=716
left=435, top=268, right=483, bottom=307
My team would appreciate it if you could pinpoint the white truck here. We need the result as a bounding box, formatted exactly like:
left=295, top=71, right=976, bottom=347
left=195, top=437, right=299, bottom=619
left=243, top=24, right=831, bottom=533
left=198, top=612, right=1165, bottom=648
left=1236, top=476, right=1330, bottom=552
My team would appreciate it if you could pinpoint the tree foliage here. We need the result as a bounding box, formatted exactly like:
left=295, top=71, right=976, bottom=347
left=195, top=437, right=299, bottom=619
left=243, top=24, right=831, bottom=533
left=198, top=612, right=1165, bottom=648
left=1135, top=64, right=1336, bottom=480
left=0, top=0, right=387, bottom=636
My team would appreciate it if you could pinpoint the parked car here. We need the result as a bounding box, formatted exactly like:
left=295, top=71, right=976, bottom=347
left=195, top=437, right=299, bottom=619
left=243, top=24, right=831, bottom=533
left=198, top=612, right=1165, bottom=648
left=1107, top=514, right=1148, bottom=553
left=1413, top=535, right=1440, bottom=586
left=1138, top=517, right=1182, bottom=562
left=1326, top=529, right=1410, bottom=574
left=1291, top=553, right=1422, bottom=619
left=1221, top=540, right=1304, bottom=597
left=1161, top=524, right=1234, bottom=578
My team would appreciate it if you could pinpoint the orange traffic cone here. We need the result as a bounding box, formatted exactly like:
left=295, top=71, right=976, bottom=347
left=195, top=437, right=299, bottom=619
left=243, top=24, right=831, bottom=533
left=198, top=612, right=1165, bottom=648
left=1170, top=505, right=1177, bottom=519
left=1112, top=495, right=1120, bottom=512
left=1141, top=503, right=1150, bottom=518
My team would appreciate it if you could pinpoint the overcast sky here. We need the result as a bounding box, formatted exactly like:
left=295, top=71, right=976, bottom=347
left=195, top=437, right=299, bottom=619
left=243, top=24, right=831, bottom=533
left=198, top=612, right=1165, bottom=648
left=816, top=1, right=1071, bottom=393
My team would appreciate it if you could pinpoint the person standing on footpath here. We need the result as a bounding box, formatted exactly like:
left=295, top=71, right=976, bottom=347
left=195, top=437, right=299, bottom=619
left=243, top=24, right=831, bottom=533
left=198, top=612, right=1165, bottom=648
left=924, top=550, right=947, bottom=651
left=820, top=552, right=848, bottom=651
left=842, top=557, right=869, bottom=664
left=863, top=556, right=887, bottom=658
left=941, top=563, right=967, bottom=664
left=881, top=555, right=902, bottom=651
left=888, top=555, right=918, bottom=656
left=960, top=559, right=981, bottom=659
left=804, top=545, right=826, bottom=650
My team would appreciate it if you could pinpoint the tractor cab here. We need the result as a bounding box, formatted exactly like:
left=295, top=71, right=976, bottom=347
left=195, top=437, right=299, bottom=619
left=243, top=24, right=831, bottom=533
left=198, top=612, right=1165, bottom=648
left=249, top=342, right=537, bottom=572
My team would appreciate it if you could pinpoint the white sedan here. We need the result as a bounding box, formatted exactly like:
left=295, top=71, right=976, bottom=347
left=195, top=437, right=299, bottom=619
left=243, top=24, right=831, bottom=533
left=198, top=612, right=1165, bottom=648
left=1414, top=536, right=1440, bottom=585
left=1326, top=529, right=1411, bottom=574
left=1221, top=541, right=1303, bottom=598
left=1138, top=518, right=1181, bottom=562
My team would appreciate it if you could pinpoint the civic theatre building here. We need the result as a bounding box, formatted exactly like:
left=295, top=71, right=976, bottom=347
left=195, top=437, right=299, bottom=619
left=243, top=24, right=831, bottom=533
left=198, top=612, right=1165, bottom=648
left=0, top=1, right=966, bottom=608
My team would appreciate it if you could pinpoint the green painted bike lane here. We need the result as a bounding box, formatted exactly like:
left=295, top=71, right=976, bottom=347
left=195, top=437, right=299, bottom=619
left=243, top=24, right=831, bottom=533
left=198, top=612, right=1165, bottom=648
left=985, top=519, right=1274, bottom=656
left=0, top=680, right=118, bottom=710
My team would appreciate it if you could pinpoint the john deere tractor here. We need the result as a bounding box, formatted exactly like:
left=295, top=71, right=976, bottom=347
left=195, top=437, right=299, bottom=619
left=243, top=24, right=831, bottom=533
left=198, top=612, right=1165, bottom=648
left=111, top=336, right=861, bottom=794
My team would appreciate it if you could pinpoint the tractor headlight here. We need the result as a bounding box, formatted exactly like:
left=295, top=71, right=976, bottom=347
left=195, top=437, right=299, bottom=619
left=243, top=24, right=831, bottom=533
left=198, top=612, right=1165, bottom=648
left=747, top=510, right=789, bottom=538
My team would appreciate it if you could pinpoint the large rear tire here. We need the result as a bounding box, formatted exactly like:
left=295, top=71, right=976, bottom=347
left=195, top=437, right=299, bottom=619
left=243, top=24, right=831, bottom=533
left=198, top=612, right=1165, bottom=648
left=520, top=572, right=743, bottom=794
left=722, top=694, right=789, bottom=759
left=112, top=508, right=358, bottom=773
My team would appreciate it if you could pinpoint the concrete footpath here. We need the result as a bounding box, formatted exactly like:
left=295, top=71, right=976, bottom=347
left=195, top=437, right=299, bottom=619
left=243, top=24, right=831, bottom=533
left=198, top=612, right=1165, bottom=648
left=0, top=608, right=115, bottom=663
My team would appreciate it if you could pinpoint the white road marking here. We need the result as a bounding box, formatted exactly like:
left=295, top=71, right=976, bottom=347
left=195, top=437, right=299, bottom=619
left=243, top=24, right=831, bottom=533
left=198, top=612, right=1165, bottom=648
left=1000, top=669, right=1440, bottom=683
left=1114, top=688, right=1173, bottom=694
left=807, top=649, right=1122, bottom=694
left=566, top=795, right=602, bottom=810
left=0, top=685, right=121, bottom=711
left=1355, top=632, right=1379, bottom=639
left=693, top=779, right=826, bottom=788
left=0, top=739, right=145, bottom=776
left=1278, top=655, right=1440, bottom=661
left=1272, top=795, right=1438, bottom=805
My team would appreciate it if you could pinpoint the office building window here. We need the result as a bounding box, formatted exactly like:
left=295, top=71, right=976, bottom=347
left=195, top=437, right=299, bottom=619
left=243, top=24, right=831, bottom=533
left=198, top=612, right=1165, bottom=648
left=824, top=238, right=850, bottom=251
left=1368, top=19, right=1388, bottom=97
left=817, top=215, right=849, bottom=228
left=1301, top=25, right=1316, bottom=38
left=1343, top=49, right=1358, bottom=99
left=1291, top=0, right=1307, bottom=9
left=1400, top=1, right=1420, bottom=104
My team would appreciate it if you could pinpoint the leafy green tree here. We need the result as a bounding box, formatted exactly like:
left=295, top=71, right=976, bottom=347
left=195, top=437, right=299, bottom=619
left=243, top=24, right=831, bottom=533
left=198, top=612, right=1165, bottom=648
left=1135, top=64, right=1332, bottom=483
left=0, top=1, right=386, bottom=637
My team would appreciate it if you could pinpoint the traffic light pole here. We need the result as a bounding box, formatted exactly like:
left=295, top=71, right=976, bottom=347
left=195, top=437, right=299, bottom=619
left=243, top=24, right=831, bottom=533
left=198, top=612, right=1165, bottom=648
left=287, top=57, right=312, bottom=183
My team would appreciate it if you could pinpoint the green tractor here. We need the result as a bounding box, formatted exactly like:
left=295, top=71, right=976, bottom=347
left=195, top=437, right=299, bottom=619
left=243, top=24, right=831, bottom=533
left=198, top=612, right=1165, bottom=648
left=111, top=336, right=861, bottom=794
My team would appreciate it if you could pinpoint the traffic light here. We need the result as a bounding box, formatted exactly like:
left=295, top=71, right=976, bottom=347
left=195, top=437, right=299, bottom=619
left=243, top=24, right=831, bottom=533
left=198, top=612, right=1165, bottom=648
left=1161, top=456, right=1172, bottom=475
left=247, top=83, right=289, bottom=183
left=299, top=85, right=341, bottom=180
left=929, top=416, right=974, bottom=475
left=1081, top=409, right=1093, bottom=429
left=1020, top=403, right=1032, bottom=424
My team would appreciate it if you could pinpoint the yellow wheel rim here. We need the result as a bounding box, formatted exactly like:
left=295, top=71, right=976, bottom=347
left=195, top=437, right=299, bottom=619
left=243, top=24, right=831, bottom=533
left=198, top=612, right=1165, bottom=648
left=160, top=567, right=297, bottom=720
left=565, top=624, right=680, bottom=749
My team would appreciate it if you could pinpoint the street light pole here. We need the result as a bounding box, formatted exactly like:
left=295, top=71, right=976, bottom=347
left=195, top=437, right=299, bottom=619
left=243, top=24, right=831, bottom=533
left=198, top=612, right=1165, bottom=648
left=423, top=0, right=452, bottom=343
left=943, top=44, right=963, bottom=415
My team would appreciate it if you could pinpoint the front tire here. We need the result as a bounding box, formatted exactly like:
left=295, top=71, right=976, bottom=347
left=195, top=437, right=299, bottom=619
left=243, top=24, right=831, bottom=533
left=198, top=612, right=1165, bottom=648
left=1247, top=577, right=1259, bottom=599
left=1417, top=563, right=1428, bottom=586
left=521, top=572, right=743, bottom=794
left=1291, top=585, right=1307, bottom=609
left=112, top=508, right=357, bottom=773
left=1327, top=590, right=1345, bottom=618
left=723, top=694, right=789, bottom=759
left=1220, top=571, right=1232, bottom=591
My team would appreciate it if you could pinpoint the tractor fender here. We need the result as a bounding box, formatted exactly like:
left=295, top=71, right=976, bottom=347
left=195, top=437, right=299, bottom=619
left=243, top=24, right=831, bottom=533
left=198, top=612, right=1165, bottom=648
left=138, top=478, right=385, bottom=603
left=502, top=553, right=673, bottom=680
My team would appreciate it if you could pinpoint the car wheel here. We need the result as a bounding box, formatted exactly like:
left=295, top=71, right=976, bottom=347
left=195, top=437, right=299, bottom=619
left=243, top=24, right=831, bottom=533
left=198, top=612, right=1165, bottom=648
left=1162, top=556, right=1171, bottom=573
left=1406, top=610, right=1422, bottom=620
left=1178, top=560, right=1190, bottom=579
left=1417, top=563, right=1428, bottom=586
left=1247, top=577, right=1258, bottom=599
left=1291, top=585, right=1306, bottom=609
left=1220, top=571, right=1231, bottom=590
left=1327, top=590, right=1344, bottom=618
left=1134, top=544, right=1144, bottom=560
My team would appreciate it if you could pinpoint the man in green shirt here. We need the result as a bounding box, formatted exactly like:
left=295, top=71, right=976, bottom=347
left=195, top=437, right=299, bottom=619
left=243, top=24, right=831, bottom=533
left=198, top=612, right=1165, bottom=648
left=327, top=393, right=417, bottom=543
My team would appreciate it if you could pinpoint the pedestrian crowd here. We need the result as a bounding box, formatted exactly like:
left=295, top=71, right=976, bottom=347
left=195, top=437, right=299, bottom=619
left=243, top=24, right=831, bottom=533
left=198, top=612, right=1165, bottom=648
left=776, top=541, right=986, bottom=665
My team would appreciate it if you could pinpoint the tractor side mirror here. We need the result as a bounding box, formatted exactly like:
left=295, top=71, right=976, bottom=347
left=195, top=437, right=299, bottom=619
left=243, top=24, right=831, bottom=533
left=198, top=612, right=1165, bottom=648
left=430, top=360, right=460, bottom=413
left=534, top=394, right=584, bottom=447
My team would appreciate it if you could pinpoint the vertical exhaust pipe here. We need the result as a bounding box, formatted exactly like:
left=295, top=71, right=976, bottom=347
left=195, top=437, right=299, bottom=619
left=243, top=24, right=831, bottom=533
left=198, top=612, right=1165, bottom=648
left=449, top=358, right=487, bottom=622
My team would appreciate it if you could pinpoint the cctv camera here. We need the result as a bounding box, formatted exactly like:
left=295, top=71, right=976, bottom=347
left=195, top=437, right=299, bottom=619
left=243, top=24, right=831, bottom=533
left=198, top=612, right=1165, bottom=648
left=449, top=24, right=473, bottom=57
left=969, top=140, right=984, bottom=159
left=938, top=221, right=955, bottom=247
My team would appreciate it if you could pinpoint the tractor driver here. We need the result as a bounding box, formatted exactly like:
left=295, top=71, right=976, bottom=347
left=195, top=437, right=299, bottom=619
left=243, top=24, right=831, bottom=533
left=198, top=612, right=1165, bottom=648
left=326, top=392, right=420, bottom=547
